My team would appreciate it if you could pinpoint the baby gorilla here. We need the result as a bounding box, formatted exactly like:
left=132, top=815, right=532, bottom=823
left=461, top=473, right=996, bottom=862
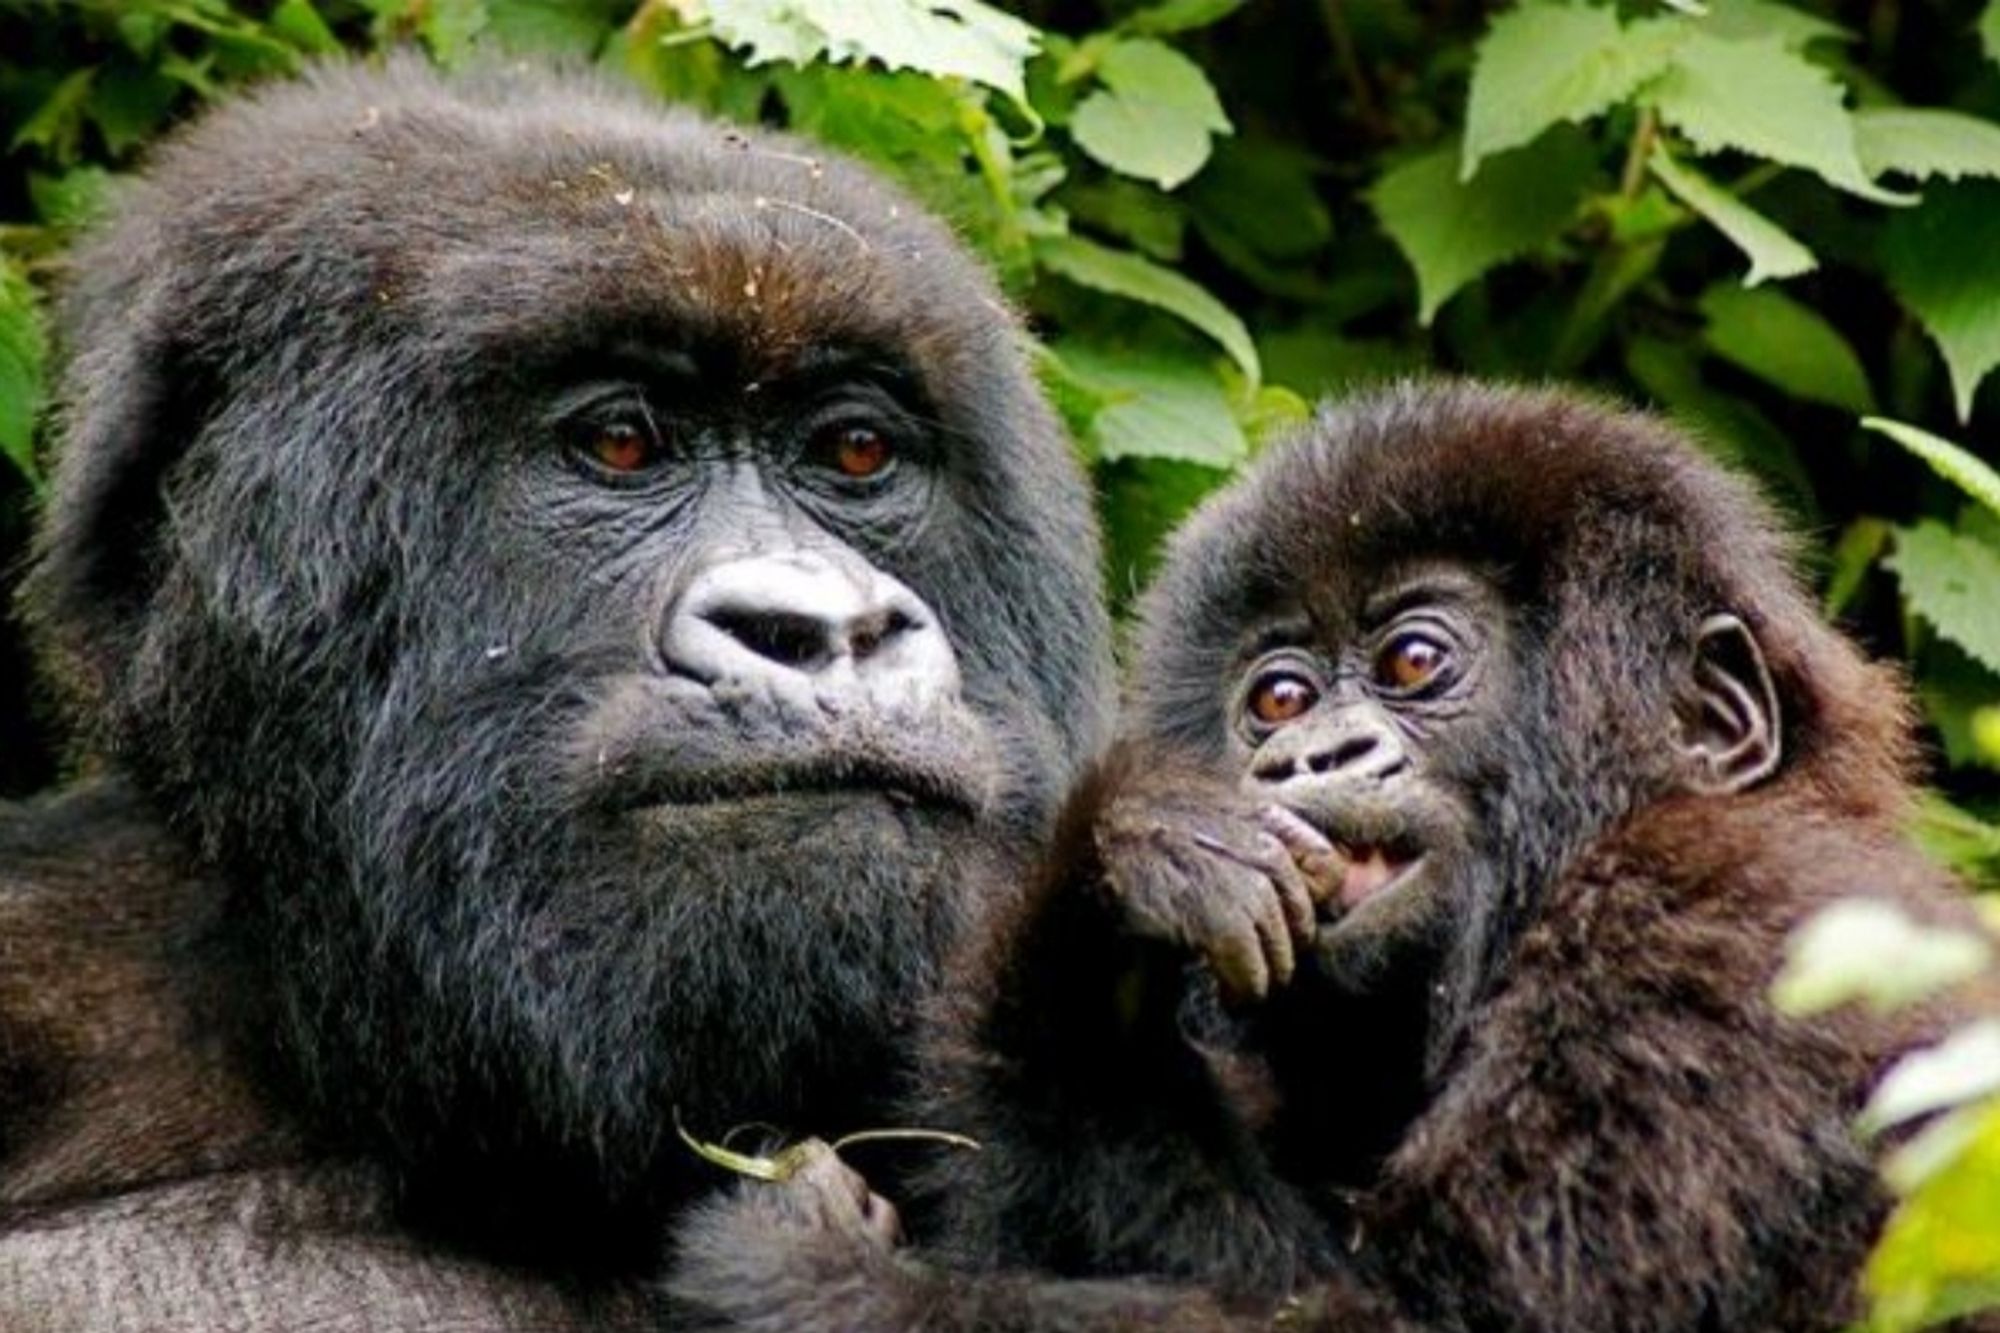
left=672, top=382, right=1988, bottom=1333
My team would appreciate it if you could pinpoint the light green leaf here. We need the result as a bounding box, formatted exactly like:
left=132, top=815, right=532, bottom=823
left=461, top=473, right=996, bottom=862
left=11, top=67, right=96, bottom=161
left=1052, top=339, right=1246, bottom=467
left=1370, top=129, right=1596, bottom=325
left=270, top=0, right=341, bottom=52
left=1857, top=108, right=2000, bottom=183
left=1034, top=233, right=1258, bottom=383
left=1649, top=147, right=1815, bottom=285
left=1649, top=31, right=1910, bottom=204
left=417, top=0, right=490, bottom=66
left=1864, top=417, right=2000, bottom=519
left=702, top=0, right=1041, bottom=99
left=485, top=0, right=625, bottom=54
left=1983, top=0, right=2000, bottom=68
left=1824, top=517, right=1892, bottom=617
left=1696, top=284, right=1873, bottom=412
left=1774, top=899, right=1993, bottom=1018
left=1887, top=520, right=2000, bottom=674
left=0, top=259, right=46, bottom=485
left=1863, top=1020, right=2000, bottom=1135
left=1696, top=0, right=1850, bottom=47
left=1070, top=39, right=1231, bottom=189
left=1914, top=793, right=2000, bottom=878
left=1881, top=182, right=2000, bottom=420
left=1462, top=6, right=1681, bottom=178
left=1866, top=1098, right=2000, bottom=1330
left=1119, top=0, right=1248, bottom=36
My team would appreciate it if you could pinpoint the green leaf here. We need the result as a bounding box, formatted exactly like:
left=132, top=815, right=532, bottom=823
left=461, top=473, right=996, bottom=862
left=1863, top=1020, right=2000, bottom=1134
left=1649, top=146, right=1816, bottom=285
left=1887, top=520, right=2000, bottom=674
left=269, top=0, right=341, bottom=53
left=1696, top=0, right=1850, bottom=48
left=1983, top=0, right=2000, bottom=68
left=1773, top=899, right=1992, bottom=1018
left=1696, top=283, right=1873, bottom=412
left=1866, top=1097, right=2000, bottom=1331
left=704, top=0, right=1042, bottom=100
left=1864, top=417, right=2000, bottom=519
left=1462, top=6, right=1680, bottom=178
left=1824, top=516, right=1892, bottom=617
left=12, top=67, right=97, bottom=162
left=28, top=166, right=114, bottom=231
left=1070, top=39, right=1231, bottom=189
left=1917, top=643, right=2000, bottom=775
left=1051, top=339, right=1246, bottom=467
left=1034, top=233, right=1258, bottom=383
left=1062, top=177, right=1186, bottom=260
left=1914, top=793, right=2000, bottom=880
left=1119, top=0, right=1248, bottom=36
left=1856, top=108, right=2000, bottom=184
left=1097, top=453, right=1233, bottom=609
left=1369, top=129, right=1596, bottom=325
left=1624, top=334, right=1818, bottom=521
left=1185, top=136, right=1331, bottom=263
left=485, top=0, right=624, bottom=54
left=0, top=259, right=47, bottom=485
left=1882, top=182, right=2000, bottom=420
left=415, top=0, right=490, bottom=66
left=87, top=63, right=179, bottom=157
left=1649, top=31, right=1910, bottom=205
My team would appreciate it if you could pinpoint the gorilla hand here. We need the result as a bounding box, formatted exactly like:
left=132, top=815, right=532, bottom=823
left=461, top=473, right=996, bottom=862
left=1094, top=757, right=1343, bottom=1004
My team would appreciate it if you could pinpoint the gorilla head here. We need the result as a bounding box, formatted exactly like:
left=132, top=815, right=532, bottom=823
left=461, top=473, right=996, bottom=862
left=1132, top=381, right=1905, bottom=1022
left=26, top=59, right=1111, bottom=1255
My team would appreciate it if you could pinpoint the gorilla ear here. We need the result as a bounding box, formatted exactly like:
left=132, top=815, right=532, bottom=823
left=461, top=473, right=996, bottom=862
left=1674, top=613, right=1782, bottom=794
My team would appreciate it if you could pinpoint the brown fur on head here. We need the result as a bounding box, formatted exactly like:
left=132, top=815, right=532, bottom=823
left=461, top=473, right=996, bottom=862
left=1136, top=380, right=1913, bottom=826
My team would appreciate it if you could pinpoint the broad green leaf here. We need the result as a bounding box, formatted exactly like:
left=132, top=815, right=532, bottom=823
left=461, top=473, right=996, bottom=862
left=1887, top=520, right=2000, bottom=674
left=1370, top=129, right=1596, bottom=325
left=1649, top=31, right=1909, bottom=204
left=270, top=0, right=341, bottom=53
left=1070, top=39, right=1231, bottom=188
left=1649, top=147, right=1816, bottom=285
left=0, top=259, right=46, bottom=485
left=1984, top=0, right=2000, bottom=68
left=1863, top=1020, right=2000, bottom=1135
left=1462, top=6, right=1680, bottom=178
left=1773, top=899, right=1992, bottom=1018
left=1696, top=284, right=1873, bottom=412
left=1918, top=643, right=2000, bottom=775
left=1867, top=1098, right=2000, bottom=1331
left=1857, top=108, right=2000, bottom=183
left=87, top=64, right=179, bottom=156
left=1864, top=417, right=2000, bottom=519
left=1119, top=0, right=1248, bottom=36
left=1052, top=339, right=1246, bottom=467
left=702, top=0, right=1041, bottom=100
left=1697, top=0, right=1850, bottom=47
left=1034, top=233, right=1258, bottom=382
left=1625, top=335, right=1817, bottom=521
left=1098, top=454, right=1233, bottom=608
left=1259, top=325, right=1423, bottom=399
left=1882, top=181, right=2000, bottom=419
left=1062, top=177, right=1187, bottom=260
left=28, top=166, right=113, bottom=231
left=485, top=0, right=625, bottom=54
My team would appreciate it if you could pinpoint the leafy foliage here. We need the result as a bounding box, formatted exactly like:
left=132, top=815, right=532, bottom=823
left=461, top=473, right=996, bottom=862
left=4, top=0, right=2000, bottom=1317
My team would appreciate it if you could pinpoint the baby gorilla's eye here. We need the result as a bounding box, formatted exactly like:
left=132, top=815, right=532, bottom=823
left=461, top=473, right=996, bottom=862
left=811, top=424, right=896, bottom=481
left=576, top=418, right=666, bottom=476
left=1375, top=632, right=1451, bottom=692
left=1246, top=670, right=1320, bottom=727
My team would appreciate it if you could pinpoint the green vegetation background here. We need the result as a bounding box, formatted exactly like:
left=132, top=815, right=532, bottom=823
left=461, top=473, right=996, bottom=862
left=3, top=1, right=2000, bottom=1324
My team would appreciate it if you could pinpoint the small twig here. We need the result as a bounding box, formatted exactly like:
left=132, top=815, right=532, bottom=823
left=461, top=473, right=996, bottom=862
left=1618, top=106, right=1659, bottom=199
left=1314, top=0, right=1386, bottom=139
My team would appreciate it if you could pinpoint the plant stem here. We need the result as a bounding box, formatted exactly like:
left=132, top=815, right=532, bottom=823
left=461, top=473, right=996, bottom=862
left=1314, top=0, right=1386, bottom=139
left=1619, top=106, right=1659, bottom=199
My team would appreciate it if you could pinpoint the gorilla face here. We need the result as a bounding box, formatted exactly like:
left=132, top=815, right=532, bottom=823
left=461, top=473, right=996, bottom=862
left=29, top=61, right=1112, bottom=1245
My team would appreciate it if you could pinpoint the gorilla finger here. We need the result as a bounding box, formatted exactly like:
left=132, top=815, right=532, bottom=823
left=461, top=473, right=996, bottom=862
left=1208, top=914, right=1272, bottom=1003
left=1251, top=893, right=1297, bottom=988
left=1258, top=806, right=1346, bottom=905
left=1249, top=833, right=1318, bottom=942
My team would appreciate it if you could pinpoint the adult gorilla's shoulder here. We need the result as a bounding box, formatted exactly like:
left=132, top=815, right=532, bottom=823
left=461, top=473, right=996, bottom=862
left=0, top=55, right=1112, bottom=1326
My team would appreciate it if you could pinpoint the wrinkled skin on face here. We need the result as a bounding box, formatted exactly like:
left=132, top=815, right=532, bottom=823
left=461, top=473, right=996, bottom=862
left=16, top=56, right=1113, bottom=1276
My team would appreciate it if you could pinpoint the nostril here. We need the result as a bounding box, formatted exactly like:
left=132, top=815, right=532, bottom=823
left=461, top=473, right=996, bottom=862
left=1250, top=754, right=1295, bottom=784
left=849, top=606, right=916, bottom=662
left=1328, top=735, right=1380, bottom=771
left=701, top=607, right=835, bottom=671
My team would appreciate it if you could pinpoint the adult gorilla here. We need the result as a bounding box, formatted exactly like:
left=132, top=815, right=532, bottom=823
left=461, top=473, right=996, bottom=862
left=0, top=57, right=1111, bottom=1327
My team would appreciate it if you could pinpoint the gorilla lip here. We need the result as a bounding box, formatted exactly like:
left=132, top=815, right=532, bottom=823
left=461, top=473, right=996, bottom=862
left=1330, top=840, right=1422, bottom=910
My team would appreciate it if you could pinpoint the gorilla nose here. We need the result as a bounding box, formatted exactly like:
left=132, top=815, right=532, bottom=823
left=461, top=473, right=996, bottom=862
left=1249, top=719, right=1409, bottom=788
left=661, top=553, right=959, bottom=705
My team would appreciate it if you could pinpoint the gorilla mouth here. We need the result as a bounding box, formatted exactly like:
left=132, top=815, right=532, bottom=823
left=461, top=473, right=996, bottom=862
left=1331, top=840, right=1424, bottom=910
left=612, top=748, right=993, bottom=820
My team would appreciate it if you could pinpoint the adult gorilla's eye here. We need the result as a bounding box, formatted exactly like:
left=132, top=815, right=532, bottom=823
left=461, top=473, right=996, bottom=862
left=1375, top=632, right=1451, bottom=692
left=810, top=423, right=896, bottom=481
left=575, top=419, right=666, bottom=476
left=1247, top=670, right=1320, bottom=726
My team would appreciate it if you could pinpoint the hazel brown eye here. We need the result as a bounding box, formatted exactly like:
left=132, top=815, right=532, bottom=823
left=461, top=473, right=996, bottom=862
left=815, top=424, right=895, bottom=481
left=1376, top=632, right=1449, bottom=692
left=1247, top=671, right=1319, bottom=726
left=582, top=420, right=662, bottom=475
